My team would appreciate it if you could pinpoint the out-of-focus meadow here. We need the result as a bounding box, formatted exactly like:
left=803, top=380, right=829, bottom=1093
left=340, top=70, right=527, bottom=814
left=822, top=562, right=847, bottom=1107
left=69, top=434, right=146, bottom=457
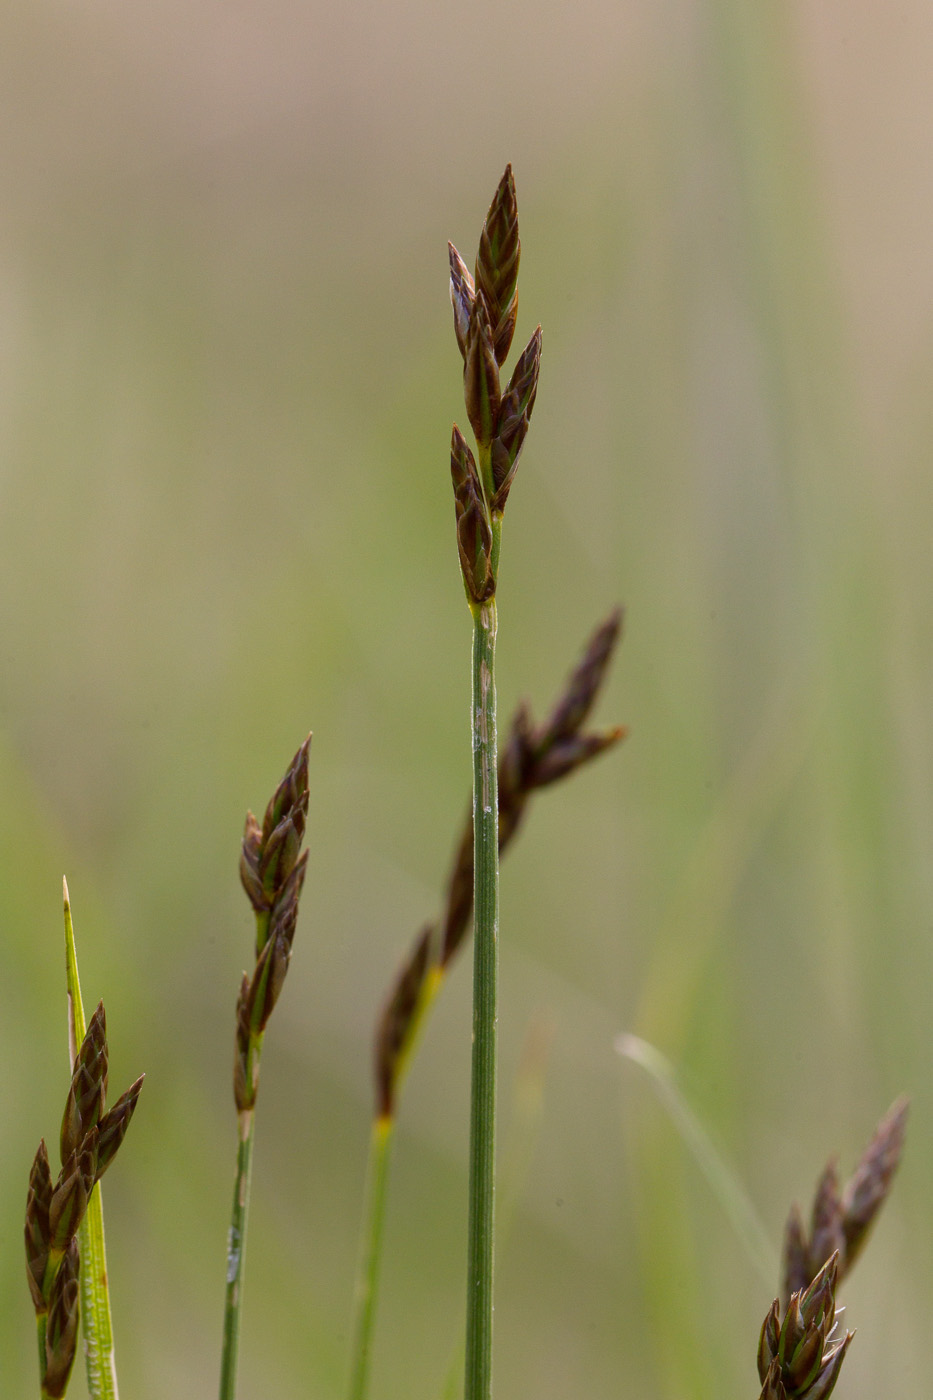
left=2, top=2, right=931, bottom=1396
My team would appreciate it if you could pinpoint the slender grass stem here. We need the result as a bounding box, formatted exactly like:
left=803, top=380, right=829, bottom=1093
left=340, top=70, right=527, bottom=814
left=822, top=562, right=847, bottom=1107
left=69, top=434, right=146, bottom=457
left=220, top=1097, right=259, bottom=1400
left=616, top=1034, right=778, bottom=1287
left=347, top=1114, right=395, bottom=1400
left=444, top=1018, right=551, bottom=1400
left=464, top=596, right=499, bottom=1400
left=63, top=878, right=120, bottom=1400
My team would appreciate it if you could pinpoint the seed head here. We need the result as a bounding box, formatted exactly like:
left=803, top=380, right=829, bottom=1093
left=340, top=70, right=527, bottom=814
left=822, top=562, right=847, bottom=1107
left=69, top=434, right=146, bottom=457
left=49, top=1134, right=97, bottom=1249
left=43, top=1239, right=80, bottom=1398
left=25, top=1139, right=53, bottom=1313
left=374, top=924, right=434, bottom=1118
left=60, top=1000, right=108, bottom=1164
left=372, top=612, right=626, bottom=1116
left=489, top=325, right=542, bottom=515
left=234, top=736, right=312, bottom=1111
left=440, top=608, right=626, bottom=965
left=757, top=1254, right=853, bottom=1400
left=780, top=1096, right=908, bottom=1303
left=463, top=295, right=501, bottom=452
left=451, top=426, right=495, bottom=604
left=240, top=735, right=311, bottom=941
left=840, top=1095, right=908, bottom=1271
left=448, top=164, right=538, bottom=598
left=474, top=164, right=521, bottom=365
left=95, top=1074, right=145, bottom=1180
left=449, top=242, right=475, bottom=360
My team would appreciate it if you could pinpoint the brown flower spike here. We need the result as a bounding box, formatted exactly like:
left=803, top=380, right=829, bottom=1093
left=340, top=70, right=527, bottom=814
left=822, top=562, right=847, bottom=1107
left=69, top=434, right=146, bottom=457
left=449, top=165, right=542, bottom=604
left=374, top=610, right=626, bottom=1116
left=781, top=1097, right=908, bottom=1305
left=751, top=1098, right=907, bottom=1399
left=757, top=1255, right=852, bottom=1400
left=451, top=426, right=495, bottom=604
left=235, top=735, right=311, bottom=1113
left=25, top=1002, right=143, bottom=1397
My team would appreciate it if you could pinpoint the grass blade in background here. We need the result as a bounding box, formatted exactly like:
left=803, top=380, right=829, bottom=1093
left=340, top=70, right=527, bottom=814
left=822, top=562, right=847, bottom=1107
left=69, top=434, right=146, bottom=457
left=620, top=1040, right=908, bottom=1400
left=219, top=736, right=311, bottom=1400
left=616, top=1032, right=777, bottom=1288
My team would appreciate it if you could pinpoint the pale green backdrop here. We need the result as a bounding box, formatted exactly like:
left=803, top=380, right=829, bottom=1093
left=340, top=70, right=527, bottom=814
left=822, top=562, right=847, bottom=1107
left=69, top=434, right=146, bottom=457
left=1, top=2, right=930, bottom=1397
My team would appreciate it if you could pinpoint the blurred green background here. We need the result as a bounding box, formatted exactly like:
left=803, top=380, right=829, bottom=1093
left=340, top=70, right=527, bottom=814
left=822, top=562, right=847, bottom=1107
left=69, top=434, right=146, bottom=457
left=1, top=1, right=930, bottom=1396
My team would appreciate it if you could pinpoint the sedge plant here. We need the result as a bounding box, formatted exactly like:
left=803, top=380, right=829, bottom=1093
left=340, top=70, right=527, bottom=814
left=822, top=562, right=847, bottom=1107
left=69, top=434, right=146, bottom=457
left=21, top=166, right=910, bottom=1400
left=753, top=1098, right=907, bottom=1400
left=620, top=1034, right=908, bottom=1399
left=25, top=883, right=143, bottom=1399
left=449, top=164, right=543, bottom=1400
left=348, top=608, right=627, bottom=1400
left=220, top=735, right=312, bottom=1400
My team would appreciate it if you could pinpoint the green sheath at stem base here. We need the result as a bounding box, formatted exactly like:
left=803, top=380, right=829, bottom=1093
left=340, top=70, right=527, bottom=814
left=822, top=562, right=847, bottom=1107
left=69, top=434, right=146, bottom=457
left=464, top=598, right=499, bottom=1400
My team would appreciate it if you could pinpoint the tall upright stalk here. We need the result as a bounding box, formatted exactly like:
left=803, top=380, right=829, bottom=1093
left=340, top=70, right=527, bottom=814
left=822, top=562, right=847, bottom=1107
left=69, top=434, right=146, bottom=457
left=348, top=615, right=625, bottom=1400
left=464, top=595, right=499, bottom=1400
left=350, top=613, right=624, bottom=1400
left=219, top=736, right=311, bottom=1400
left=448, top=166, right=541, bottom=1400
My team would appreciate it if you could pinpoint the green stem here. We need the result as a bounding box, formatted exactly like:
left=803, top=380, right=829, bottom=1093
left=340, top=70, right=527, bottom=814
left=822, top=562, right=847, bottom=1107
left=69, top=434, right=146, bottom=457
left=63, top=879, right=120, bottom=1400
left=464, top=597, right=499, bottom=1400
left=347, top=1114, right=395, bottom=1400
left=220, top=1102, right=258, bottom=1400
left=444, top=1018, right=550, bottom=1400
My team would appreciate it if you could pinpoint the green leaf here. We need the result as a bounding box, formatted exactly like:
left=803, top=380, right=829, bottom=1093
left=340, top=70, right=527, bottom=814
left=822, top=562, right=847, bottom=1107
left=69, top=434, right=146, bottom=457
left=63, top=878, right=121, bottom=1400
